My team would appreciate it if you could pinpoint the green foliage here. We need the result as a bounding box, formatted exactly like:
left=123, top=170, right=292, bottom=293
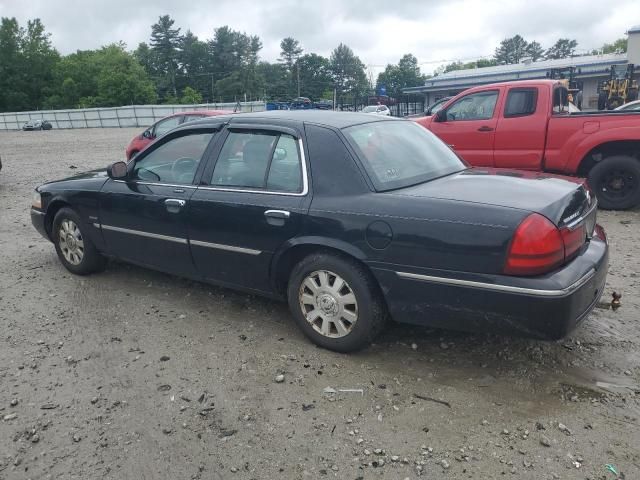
left=0, top=17, right=59, bottom=111
left=545, top=38, right=578, bottom=60
left=494, top=35, right=530, bottom=64
left=330, top=43, right=369, bottom=102
left=150, top=15, right=182, bottom=97
left=592, top=38, right=627, bottom=54
left=295, top=53, right=333, bottom=101
left=376, top=54, right=426, bottom=96
left=45, top=44, right=157, bottom=108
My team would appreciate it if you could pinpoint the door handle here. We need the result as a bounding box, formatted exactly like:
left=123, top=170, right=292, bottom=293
left=264, top=210, right=290, bottom=226
left=477, top=126, right=494, bottom=132
left=165, top=198, right=186, bottom=213
left=264, top=210, right=290, bottom=219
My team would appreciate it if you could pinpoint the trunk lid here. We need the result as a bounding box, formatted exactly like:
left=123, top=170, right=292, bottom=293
left=394, top=167, right=595, bottom=232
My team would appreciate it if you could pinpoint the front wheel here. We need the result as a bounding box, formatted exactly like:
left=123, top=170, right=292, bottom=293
left=52, top=207, right=107, bottom=274
left=588, top=155, right=640, bottom=210
left=287, top=252, right=387, bottom=352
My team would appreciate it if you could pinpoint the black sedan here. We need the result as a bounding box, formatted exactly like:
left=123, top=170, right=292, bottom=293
left=31, top=111, right=608, bottom=352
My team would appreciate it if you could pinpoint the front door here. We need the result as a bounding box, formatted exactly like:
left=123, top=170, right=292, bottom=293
left=99, top=129, right=216, bottom=276
left=187, top=126, right=310, bottom=293
left=429, top=89, right=500, bottom=167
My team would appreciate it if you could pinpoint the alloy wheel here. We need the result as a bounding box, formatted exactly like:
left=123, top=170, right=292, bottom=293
left=58, top=219, right=84, bottom=265
left=299, top=270, right=358, bottom=338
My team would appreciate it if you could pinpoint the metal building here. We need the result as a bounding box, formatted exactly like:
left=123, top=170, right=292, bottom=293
left=404, top=25, right=640, bottom=111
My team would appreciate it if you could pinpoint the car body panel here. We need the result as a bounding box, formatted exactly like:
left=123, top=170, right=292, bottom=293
left=125, top=110, right=231, bottom=160
left=32, top=111, right=609, bottom=340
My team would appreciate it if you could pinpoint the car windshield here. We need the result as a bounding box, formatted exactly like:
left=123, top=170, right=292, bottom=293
left=343, top=121, right=466, bottom=191
left=362, top=106, right=378, bottom=113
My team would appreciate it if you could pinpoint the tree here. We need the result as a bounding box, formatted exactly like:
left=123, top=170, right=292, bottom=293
left=593, top=38, right=627, bottom=54
left=494, top=35, right=529, bottom=64
left=179, top=86, right=202, bottom=104
left=150, top=15, right=182, bottom=98
left=545, top=38, right=578, bottom=59
left=256, top=61, right=288, bottom=100
left=295, top=53, right=332, bottom=100
left=435, top=58, right=497, bottom=76
left=526, top=41, right=545, bottom=61
left=0, top=17, right=59, bottom=112
left=330, top=43, right=369, bottom=103
left=279, top=37, right=303, bottom=70
left=279, top=37, right=303, bottom=98
left=45, top=44, right=156, bottom=109
left=376, top=54, right=426, bottom=97
left=179, top=31, right=209, bottom=99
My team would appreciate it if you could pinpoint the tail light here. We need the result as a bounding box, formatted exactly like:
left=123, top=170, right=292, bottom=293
left=504, top=213, right=587, bottom=276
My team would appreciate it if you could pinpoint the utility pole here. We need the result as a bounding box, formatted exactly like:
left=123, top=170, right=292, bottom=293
left=297, top=58, right=301, bottom=98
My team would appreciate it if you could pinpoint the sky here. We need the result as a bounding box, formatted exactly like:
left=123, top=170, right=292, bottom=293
left=1, top=0, right=637, bottom=77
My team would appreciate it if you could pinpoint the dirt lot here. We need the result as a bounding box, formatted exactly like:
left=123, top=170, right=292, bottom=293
left=0, top=128, right=639, bottom=480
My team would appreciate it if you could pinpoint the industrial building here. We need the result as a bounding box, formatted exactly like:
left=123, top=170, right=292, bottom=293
left=404, top=25, right=640, bottom=110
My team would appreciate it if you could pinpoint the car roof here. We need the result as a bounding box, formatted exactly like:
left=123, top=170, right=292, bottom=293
left=183, top=110, right=402, bottom=130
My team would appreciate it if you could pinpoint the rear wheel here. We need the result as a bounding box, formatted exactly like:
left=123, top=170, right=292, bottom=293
left=287, top=252, right=387, bottom=352
left=628, top=88, right=639, bottom=102
left=608, top=95, right=625, bottom=110
left=53, top=207, right=107, bottom=274
left=588, top=155, right=640, bottom=210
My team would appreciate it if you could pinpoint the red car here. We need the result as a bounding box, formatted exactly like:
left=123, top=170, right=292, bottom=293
left=125, top=110, right=231, bottom=160
left=414, top=80, right=640, bottom=210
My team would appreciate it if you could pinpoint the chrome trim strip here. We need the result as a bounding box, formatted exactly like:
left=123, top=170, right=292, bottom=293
left=92, top=223, right=100, bottom=228
left=264, top=209, right=291, bottom=218
left=396, top=269, right=595, bottom=297
left=113, top=180, right=197, bottom=189
left=197, top=138, right=309, bottom=197
left=100, top=224, right=188, bottom=244
left=190, top=239, right=261, bottom=255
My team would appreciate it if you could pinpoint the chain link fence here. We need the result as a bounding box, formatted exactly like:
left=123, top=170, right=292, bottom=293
left=0, top=102, right=266, bottom=131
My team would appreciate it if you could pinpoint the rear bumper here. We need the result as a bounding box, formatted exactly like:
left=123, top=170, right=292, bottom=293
left=31, top=208, right=49, bottom=241
left=373, top=227, right=609, bottom=339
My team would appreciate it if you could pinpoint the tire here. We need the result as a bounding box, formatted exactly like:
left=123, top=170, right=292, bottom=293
left=588, top=155, right=640, bottom=210
left=287, top=252, right=387, bottom=352
left=608, top=95, right=625, bottom=110
left=598, top=91, right=608, bottom=110
left=52, top=207, right=107, bottom=275
left=628, top=88, right=639, bottom=102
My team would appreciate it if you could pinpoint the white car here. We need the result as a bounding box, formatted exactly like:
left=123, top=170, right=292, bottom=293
left=615, top=99, right=640, bottom=111
left=362, top=105, right=391, bottom=116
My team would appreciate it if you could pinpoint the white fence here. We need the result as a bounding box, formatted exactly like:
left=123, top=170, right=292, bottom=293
left=0, top=102, right=266, bottom=131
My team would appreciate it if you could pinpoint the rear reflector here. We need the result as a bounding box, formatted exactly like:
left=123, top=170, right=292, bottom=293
left=504, top=213, right=565, bottom=276
left=561, top=223, right=586, bottom=260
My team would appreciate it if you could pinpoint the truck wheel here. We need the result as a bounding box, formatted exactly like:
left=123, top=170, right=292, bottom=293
left=597, top=92, right=608, bottom=110
left=287, top=252, right=387, bottom=352
left=628, top=88, right=639, bottom=102
left=588, top=155, right=640, bottom=210
left=607, top=95, right=624, bottom=110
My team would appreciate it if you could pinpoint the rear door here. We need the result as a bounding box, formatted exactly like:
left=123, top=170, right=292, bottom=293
left=493, top=86, right=547, bottom=169
left=98, top=128, right=217, bottom=276
left=187, top=124, right=311, bottom=293
left=429, top=89, right=501, bottom=166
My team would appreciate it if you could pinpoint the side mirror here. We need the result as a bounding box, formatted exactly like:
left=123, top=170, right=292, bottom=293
left=435, top=109, right=447, bottom=122
left=108, top=161, right=128, bottom=180
left=142, top=129, right=153, bottom=139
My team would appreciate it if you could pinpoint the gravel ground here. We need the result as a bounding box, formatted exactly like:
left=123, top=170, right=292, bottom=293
left=0, top=128, right=639, bottom=480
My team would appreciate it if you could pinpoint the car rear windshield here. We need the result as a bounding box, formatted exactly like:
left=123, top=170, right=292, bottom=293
left=343, top=121, right=466, bottom=191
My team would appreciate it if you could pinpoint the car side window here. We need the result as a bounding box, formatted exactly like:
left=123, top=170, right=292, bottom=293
left=445, top=91, right=498, bottom=121
left=211, top=131, right=303, bottom=193
left=132, top=132, right=213, bottom=184
left=154, top=116, right=182, bottom=137
left=504, top=88, right=537, bottom=117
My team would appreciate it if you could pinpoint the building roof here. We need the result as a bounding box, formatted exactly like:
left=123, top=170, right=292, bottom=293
left=404, top=53, right=628, bottom=94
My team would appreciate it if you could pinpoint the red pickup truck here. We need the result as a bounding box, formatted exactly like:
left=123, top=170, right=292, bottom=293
left=414, top=80, right=640, bottom=209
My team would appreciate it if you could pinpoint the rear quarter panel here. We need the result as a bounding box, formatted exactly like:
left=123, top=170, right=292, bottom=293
left=545, top=114, right=640, bottom=173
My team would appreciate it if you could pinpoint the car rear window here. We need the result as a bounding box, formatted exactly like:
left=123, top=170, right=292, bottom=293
left=343, top=121, right=466, bottom=191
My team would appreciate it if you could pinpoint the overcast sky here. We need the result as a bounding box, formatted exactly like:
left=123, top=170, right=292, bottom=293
left=1, top=0, right=637, bottom=77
